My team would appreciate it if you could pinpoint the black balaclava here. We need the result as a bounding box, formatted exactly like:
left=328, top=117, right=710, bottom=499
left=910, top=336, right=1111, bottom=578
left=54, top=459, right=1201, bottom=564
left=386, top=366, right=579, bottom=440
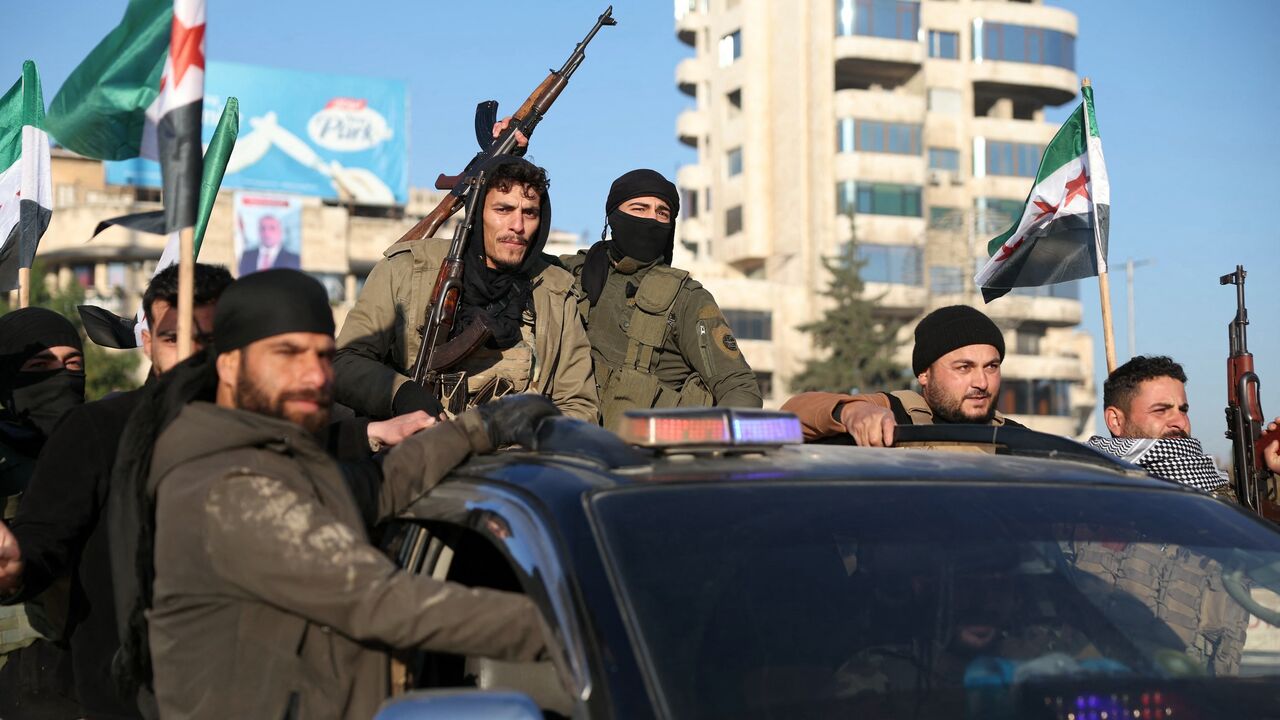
left=0, top=306, right=86, bottom=437
left=456, top=155, right=552, bottom=349
left=111, top=269, right=337, bottom=700
left=583, top=169, right=681, bottom=306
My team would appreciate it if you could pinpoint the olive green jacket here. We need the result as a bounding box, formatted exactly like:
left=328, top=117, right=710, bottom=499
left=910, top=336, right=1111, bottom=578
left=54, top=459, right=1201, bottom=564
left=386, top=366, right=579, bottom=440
left=147, top=402, right=547, bottom=720
left=562, top=254, right=762, bottom=413
left=335, top=237, right=597, bottom=422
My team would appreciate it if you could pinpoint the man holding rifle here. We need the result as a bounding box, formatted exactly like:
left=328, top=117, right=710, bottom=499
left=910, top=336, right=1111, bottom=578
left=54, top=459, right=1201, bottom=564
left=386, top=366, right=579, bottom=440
left=334, top=155, right=597, bottom=420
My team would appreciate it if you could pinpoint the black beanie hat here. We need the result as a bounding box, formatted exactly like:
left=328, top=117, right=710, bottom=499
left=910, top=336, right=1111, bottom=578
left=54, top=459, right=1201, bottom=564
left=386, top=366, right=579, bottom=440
left=605, top=169, right=680, bottom=219
left=911, top=305, right=1005, bottom=376
left=214, top=269, right=335, bottom=353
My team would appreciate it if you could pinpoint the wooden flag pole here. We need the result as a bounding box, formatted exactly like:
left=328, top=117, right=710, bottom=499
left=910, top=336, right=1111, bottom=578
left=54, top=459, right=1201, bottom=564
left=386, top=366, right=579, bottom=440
left=176, top=226, right=195, bottom=360
left=1098, top=268, right=1118, bottom=373
left=17, top=267, right=29, bottom=309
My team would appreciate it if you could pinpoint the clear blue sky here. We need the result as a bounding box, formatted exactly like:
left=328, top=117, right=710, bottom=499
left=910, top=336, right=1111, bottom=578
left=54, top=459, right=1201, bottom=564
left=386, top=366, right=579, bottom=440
left=6, top=1, right=1278, bottom=455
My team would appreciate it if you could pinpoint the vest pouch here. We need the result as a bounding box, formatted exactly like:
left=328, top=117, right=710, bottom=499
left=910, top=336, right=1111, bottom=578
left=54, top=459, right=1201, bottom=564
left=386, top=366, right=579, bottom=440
left=602, top=366, right=664, bottom=432
left=675, top=373, right=714, bottom=408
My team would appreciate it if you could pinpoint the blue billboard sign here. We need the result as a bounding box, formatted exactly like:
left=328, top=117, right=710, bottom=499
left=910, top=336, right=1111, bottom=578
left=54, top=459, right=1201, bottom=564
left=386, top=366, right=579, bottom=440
left=106, top=61, right=408, bottom=205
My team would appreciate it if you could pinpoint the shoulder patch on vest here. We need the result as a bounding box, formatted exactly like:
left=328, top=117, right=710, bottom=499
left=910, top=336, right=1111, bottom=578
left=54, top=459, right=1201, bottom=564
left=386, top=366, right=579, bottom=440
left=722, top=334, right=739, bottom=352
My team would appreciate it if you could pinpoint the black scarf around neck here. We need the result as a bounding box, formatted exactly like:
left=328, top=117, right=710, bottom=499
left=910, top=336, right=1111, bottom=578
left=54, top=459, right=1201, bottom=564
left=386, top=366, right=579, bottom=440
left=457, top=258, right=531, bottom=349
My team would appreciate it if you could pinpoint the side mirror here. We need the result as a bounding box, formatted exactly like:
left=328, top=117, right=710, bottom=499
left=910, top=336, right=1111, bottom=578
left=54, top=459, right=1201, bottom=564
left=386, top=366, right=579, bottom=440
left=374, top=689, right=542, bottom=720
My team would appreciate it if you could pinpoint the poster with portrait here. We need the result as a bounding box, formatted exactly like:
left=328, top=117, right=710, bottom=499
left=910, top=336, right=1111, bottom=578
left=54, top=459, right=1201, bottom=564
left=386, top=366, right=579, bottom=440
left=234, top=193, right=304, bottom=277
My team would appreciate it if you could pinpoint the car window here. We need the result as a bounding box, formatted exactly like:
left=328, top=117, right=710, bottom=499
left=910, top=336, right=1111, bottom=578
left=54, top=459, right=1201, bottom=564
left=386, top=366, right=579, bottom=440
left=591, top=482, right=1280, bottom=720
left=380, top=520, right=573, bottom=718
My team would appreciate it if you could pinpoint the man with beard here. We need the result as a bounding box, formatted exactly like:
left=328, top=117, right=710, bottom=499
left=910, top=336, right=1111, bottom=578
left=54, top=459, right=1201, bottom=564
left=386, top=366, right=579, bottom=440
left=559, top=169, right=761, bottom=431
left=107, top=270, right=555, bottom=719
left=783, top=305, right=1021, bottom=444
left=1085, top=355, right=1280, bottom=493
left=334, top=155, right=596, bottom=421
left=0, top=264, right=230, bottom=718
left=0, top=306, right=85, bottom=717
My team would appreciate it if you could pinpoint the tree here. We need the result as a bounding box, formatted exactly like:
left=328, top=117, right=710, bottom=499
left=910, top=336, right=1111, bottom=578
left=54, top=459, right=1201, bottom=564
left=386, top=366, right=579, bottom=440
left=1, top=262, right=141, bottom=400
left=790, top=218, right=909, bottom=395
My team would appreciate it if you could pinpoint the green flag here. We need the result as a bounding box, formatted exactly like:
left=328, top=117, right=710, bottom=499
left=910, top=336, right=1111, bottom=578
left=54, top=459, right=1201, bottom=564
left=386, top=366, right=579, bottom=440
left=0, top=61, right=52, bottom=292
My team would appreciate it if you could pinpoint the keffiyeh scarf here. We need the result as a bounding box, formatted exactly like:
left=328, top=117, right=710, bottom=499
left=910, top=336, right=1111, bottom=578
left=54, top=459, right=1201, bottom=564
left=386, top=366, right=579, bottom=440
left=1086, top=436, right=1228, bottom=491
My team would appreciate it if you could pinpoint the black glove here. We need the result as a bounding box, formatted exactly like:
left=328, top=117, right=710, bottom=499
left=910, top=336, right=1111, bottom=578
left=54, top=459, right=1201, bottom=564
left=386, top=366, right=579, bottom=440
left=475, top=395, right=560, bottom=449
left=393, top=382, right=444, bottom=418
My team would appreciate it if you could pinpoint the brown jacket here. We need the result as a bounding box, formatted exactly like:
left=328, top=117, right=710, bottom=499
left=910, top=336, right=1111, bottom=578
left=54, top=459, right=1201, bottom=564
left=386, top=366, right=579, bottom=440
left=147, top=402, right=547, bottom=719
left=782, top=390, right=1020, bottom=442
left=334, top=237, right=597, bottom=421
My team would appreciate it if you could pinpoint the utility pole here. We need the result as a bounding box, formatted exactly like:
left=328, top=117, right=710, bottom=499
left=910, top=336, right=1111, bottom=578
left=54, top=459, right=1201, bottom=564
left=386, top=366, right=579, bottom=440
left=1124, top=258, right=1154, bottom=358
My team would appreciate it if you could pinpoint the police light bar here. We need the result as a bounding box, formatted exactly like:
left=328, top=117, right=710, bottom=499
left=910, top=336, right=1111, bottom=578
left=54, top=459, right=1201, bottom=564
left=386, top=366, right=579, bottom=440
left=618, top=408, right=804, bottom=448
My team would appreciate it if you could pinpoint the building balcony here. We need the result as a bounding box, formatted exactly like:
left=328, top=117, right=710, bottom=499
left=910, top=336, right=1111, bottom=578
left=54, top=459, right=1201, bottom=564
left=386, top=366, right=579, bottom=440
left=834, top=36, right=923, bottom=90
left=676, top=57, right=706, bottom=97
left=676, top=107, right=708, bottom=148
left=971, top=59, right=1078, bottom=110
left=833, top=88, right=925, bottom=124
left=1010, top=414, right=1081, bottom=440
left=677, top=163, right=710, bottom=191
left=971, top=117, right=1058, bottom=147
left=983, top=292, right=1082, bottom=328
left=839, top=213, right=926, bottom=247
left=834, top=152, right=926, bottom=188
left=863, top=281, right=928, bottom=315
left=675, top=4, right=705, bottom=47
left=1001, top=352, right=1085, bottom=383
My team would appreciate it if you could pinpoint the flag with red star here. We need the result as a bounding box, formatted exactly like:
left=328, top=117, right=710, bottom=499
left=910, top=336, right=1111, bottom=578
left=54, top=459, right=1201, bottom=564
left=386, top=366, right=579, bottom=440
left=975, top=85, right=1110, bottom=302
left=43, top=0, right=204, bottom=233
left=0, top=61, right=52, bottom=293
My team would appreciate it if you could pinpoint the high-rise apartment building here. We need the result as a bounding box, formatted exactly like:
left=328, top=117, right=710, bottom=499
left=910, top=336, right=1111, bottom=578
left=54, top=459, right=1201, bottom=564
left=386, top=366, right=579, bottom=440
left=672, top=0, right=1095, bottom=437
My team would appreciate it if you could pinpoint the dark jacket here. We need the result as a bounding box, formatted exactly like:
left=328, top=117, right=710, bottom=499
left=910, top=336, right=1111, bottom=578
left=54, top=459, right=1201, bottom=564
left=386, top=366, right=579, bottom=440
left=8, top=388, right=147, bottom=718
left=146, top=402, right=547, bottom=719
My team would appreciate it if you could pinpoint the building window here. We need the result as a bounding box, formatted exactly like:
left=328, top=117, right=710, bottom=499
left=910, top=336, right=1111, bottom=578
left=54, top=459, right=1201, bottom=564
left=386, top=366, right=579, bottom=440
left=997, top=379, right=1073, bottom=417
left=974, top=20, right=1075, bottom=70
left=928, top=265, right=965, bottom=294
left=726, top=89, right=742, bottom=109
left=983, top=140, right=1043, bottom=178
left=72, top=263, right=95, bottom=289
left=308, top=273, right=346, bottom=304
left=927, top=88, right=962, bottom=115
left=838, top=181, right=922, bottom=217
left=928, top=147, right=960, bottom=171
left=726, top=147, right=743, bottom=177
left=836, top=0, right=920, bottom=41
left=928, top=30, right=959, bottom=59
left=682, top=188, right=700, bottom=219
left=755, top=371, right=774, bottom=399
left=724, top=309, right=772, bottom=341
left=857, top=243, right=924, bottom=285
left=1015, top=324, right=1045, bottom=355
left=975, top=197, right=1025, bottom=232
left=718, top=30, right=742, bottom=67
left=928, top=206, right=962, bottom=229
left=837, top=119, right=921, bottom=155
left=725, top=205, right=743, bottom=235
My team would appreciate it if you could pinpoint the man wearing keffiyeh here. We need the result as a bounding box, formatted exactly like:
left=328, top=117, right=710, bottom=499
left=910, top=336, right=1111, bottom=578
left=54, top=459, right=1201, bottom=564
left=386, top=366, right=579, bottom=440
left=1086, top=355, right=1280, bottom=496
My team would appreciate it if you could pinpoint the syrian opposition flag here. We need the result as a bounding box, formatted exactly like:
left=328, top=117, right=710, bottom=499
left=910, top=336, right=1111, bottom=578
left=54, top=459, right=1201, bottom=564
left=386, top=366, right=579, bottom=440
left=45, top=0, right=204, bottom=234
left=0, top=61, right=52, bottom=293
left=975, top=84, right=1110, bottom=302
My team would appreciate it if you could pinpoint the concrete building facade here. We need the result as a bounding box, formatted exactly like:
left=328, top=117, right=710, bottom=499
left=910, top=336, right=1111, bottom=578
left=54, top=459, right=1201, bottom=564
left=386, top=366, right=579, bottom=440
left=672, top=0, right=1095, bottom=437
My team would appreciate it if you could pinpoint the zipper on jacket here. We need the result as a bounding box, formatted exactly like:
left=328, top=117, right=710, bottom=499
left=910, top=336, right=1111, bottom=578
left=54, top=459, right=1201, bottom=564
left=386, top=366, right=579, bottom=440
left=697, top=320, right=715, bottom=377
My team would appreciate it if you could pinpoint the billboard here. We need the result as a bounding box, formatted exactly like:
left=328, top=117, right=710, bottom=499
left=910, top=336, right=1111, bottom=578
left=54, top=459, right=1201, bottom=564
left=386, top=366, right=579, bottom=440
left=233, top=193, right=303, bottom=277
left=106, top=61, right=408, bottom=205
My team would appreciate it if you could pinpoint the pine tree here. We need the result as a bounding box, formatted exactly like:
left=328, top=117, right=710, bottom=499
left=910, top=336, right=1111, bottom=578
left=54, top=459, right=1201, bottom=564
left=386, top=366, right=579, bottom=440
left=1, top=262, right=140, bottom=400
left=790, top=221, right=909, bottom=395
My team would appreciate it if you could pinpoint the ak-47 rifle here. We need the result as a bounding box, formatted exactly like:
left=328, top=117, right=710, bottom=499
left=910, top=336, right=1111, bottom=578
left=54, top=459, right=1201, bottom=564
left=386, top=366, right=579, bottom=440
left=401, top=6, right=617, bottom=394
left=1221, top=265, right=1280, bottom=519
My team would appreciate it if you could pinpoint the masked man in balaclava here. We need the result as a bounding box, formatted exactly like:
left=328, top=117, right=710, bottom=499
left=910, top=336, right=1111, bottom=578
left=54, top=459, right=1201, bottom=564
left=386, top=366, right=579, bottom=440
left=335, top=155, right=597, bottom=421
left=0, top=306, right=85, bottom=718
left=561, top=169, right=762, bottom=431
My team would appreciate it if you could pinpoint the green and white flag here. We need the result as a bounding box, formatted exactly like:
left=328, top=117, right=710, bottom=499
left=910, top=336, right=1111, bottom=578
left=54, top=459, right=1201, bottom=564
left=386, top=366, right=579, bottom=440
left=976, top=84, right=1110, bottom=302
left=0, top=61, right=52, bottom=293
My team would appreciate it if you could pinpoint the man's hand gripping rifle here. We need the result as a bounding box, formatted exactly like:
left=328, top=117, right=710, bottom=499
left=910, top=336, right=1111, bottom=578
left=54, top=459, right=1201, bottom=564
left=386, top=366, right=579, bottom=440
left=1221, top=265, right=1280, bottom=518
left=399, top=6, right=616, bottom=397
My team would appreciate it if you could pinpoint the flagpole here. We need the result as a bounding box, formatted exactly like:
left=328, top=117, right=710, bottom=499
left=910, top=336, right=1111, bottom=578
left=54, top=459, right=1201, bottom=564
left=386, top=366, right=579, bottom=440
left=176, top=227, right=194, bottom=360
left=1081, top=77, right=1118, bottom=373
left=17, top=267, right=29, bottom=308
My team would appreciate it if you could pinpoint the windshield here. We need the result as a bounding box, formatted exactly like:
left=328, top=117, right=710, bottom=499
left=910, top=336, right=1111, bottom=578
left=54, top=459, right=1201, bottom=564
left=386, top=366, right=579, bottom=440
left=591, top=482, right=1280, bottom=720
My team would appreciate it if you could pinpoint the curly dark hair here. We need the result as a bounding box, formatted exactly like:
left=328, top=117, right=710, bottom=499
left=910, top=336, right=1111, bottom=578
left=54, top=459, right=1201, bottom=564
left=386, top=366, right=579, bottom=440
left=488, top=159, right=549, bottom=200
left=142, top=263, right=234, bottom=325
left=1103, top=355, right=1187, bottom=411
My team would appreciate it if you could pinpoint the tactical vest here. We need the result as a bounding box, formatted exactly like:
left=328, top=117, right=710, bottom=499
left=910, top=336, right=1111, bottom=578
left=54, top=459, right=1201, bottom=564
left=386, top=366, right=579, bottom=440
left=595, top=265, right=714, bottom=431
